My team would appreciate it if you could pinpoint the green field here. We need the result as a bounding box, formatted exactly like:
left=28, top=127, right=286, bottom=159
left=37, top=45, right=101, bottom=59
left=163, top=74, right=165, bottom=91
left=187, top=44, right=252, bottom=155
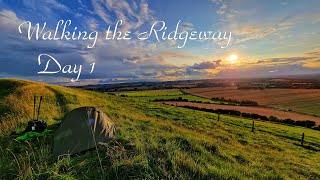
left=270, top=100, right=320, bottom=117
left=116, top=89, right=184, bottom=97
left=116, top=89, right=225, bottom=104
left=0, top=79, right=319, bottom=179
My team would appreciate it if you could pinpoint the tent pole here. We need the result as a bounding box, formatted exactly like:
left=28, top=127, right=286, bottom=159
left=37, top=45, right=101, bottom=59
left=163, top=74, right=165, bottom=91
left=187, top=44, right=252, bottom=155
left=37, top=96, right=43, bottom=120
left=33, top=96, right=36, bottom=120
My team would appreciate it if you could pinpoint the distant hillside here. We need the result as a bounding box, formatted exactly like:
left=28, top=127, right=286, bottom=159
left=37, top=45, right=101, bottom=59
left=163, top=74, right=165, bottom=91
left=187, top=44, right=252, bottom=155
left=0, top=79, right=319, bottom=179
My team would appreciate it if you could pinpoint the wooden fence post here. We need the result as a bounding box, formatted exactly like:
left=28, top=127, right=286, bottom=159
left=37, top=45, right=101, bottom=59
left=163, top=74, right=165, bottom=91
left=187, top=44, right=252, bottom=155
left=251, top=120, right=255, bottom=132
left=301, top=133, right=305, bottom=146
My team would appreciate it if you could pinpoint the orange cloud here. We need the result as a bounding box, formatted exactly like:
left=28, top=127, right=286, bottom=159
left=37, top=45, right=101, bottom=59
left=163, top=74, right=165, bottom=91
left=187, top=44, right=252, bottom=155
left=303, top=62, right=320, bottom=68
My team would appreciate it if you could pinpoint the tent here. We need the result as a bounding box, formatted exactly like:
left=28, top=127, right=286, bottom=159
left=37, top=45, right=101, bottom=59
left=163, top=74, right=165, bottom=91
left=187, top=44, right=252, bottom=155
left=53, top=107, right=116, bottom=158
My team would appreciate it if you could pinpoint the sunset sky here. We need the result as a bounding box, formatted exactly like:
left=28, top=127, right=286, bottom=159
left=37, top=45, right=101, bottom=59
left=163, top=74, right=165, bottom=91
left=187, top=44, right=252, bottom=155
left=0, top=0, right=320, bottom=84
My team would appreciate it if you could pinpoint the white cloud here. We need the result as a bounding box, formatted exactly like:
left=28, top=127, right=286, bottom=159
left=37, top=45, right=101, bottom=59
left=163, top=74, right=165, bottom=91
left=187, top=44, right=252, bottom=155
left=179, top=22, right=194, bottom=31
left=0, top=9, right=24, bottom=28
left=91, top=0, right=155, bottom=32
left=88, top=19, right=99, bottom=31
left=22, top=0, right=70, bottom=13
left=312, top=17, right=320, bottom=24
left=232, top=21, right=294, bottom=44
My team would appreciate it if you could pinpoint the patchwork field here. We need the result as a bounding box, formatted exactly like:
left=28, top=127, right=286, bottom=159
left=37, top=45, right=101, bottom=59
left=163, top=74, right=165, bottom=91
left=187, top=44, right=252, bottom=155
left=184, top=88, right=320, bottom=116
left=162, top=101, right=320, bottom=125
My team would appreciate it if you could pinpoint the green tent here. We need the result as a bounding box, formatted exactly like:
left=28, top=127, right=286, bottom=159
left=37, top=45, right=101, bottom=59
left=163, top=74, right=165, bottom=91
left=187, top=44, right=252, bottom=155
left=53, top=107, right=116, bottom=158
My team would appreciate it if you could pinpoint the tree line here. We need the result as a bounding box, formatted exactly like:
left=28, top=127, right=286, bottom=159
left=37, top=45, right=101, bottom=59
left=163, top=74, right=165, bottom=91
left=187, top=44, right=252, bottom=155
left=211, top=97, right=259, bottom=106
left=171, top=105, right=319, bottom=130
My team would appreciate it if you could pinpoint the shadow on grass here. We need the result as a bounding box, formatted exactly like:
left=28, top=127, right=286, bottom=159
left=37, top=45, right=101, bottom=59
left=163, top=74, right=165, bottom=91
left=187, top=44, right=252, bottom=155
left=294, top=143, right=320, bottom=152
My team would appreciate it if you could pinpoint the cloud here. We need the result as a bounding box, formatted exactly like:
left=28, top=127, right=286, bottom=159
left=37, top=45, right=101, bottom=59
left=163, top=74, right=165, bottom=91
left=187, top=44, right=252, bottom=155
left=217, top=63, right=320, bottom=78
left=189, top=60, right=221, bottom=70
left=179, top=22, right=194, bottom=31
left=210, top=0, right=244, bottom=24
left=0, top=9, right=88, bottom=77
left=159, top=51, right=206, bottom=61
left=88, top=19, right=99, bottom=31
left=210, top=0, right=226, bottom=14
left=166, top=39, right=176, bottom=47
left=0, top=9, right=24, bottom=28
left=91, top=0, right=155, bottom=32
left=305, top=50, right=320, bottom=56
left=46, top=0, right=71, bottom=12
left=243, top=50, right=320, bottom=75
left=233, top=22, right=294, bottom=44
left=91, top=0, right=113, bottom=24
left=255, top=57, right=311, bottom=65
left=312, top=17, right=320, bottom=24
left=217, top=4, right=228, bottom=15
left=233, top=26, right=261, bottom=35
left=182, top=60, right=223, bottom=78
left=23, top=0, right=70, bottom=12
left=0, top=6, right=173, bottom=82
left=303, top=61, right=320, bottom=68
left=5, top=0, right=310, bottom=82
left=1, top=0, right=319, bottom=83
left=209, top=0, right=298, bottom=44
left=20, top=0, right=71, bottom=22
left=214, top=49, right=320, bottom=78
left=210, top=0, right=224, bottom=4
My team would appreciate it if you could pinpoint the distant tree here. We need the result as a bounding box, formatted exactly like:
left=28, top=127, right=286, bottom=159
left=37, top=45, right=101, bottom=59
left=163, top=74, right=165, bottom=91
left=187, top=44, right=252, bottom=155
left=241, top=112, right=251, bottom=118
left=269, top=116, right=278, bottom=122
left=282, top=118, right=295, bottom=125
left=251, top=113, right=260, bottom=119
left=305, top=120, right=316, bottom=128
left=260, top=116, right=269, bottom=121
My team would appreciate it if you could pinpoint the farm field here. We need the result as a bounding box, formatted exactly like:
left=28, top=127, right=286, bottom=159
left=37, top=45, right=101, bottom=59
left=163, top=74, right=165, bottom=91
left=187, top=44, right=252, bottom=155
left=116, top=89, right=184, bottom=97
left=161, top=101, right=320, bottom=125
left=184, top=88, right=320, bottom=116
left=116, top=89, right=226, bottom=104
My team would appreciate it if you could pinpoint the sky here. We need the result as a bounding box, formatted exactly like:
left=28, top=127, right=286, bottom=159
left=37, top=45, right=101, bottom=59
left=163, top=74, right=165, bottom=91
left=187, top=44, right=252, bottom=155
left=0, top=0, right=320, bottom=84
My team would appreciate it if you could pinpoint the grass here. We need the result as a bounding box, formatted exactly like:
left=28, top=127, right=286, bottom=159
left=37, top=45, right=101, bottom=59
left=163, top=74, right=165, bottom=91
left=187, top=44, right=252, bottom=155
left=115, top=89, right=225, bottom=104
left=116, top=89, right=184, bottom=97
left=0, top=79, right=319, bottom=179
left=271, top=100, right=320, bottom=117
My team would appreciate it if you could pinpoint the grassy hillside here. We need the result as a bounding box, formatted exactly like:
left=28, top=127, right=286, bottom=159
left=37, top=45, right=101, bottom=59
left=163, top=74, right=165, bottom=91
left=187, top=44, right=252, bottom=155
left=0, top=79, right=319, bottom=179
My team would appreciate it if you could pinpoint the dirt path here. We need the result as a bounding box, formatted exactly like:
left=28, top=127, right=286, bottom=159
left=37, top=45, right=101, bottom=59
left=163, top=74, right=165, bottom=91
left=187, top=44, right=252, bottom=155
left=161, top=101, right=320, bottom=125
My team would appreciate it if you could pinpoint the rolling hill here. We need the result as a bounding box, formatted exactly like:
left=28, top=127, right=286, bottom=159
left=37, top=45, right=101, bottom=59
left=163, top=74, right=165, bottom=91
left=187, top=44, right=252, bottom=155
left=0, top=79, right=319, bottom=179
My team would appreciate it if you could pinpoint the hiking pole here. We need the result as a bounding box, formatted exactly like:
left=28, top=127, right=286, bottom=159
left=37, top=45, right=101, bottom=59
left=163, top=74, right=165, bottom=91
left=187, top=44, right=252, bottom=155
left=33, top=96, right=36, bottom=120
left=37, top=96, right=43, bottom=120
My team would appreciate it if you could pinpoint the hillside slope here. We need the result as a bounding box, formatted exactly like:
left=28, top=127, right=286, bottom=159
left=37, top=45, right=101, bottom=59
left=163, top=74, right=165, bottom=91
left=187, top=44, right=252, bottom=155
left=0, top=79, right=319, bottom=179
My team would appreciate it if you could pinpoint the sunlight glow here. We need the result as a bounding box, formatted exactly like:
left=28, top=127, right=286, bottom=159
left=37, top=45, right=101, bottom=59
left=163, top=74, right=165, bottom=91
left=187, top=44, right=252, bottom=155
left=227, top=54, right=238, bottom=64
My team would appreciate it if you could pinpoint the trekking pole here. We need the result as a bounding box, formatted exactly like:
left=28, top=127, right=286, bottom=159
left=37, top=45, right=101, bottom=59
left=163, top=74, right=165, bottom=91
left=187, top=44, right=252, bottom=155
left=33, top=96, right=36, bottom=120
left=37, top=96, right=43, bottom=120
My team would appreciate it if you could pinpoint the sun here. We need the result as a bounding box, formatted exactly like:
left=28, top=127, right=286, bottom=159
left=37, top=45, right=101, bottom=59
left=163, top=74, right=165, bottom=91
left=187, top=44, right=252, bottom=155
left=227, top=54, right=238, bottom=64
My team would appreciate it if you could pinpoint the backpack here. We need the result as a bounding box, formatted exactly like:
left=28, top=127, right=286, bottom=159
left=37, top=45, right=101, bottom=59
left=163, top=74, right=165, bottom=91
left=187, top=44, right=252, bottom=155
left=22, top=120, right=47, bottom=134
